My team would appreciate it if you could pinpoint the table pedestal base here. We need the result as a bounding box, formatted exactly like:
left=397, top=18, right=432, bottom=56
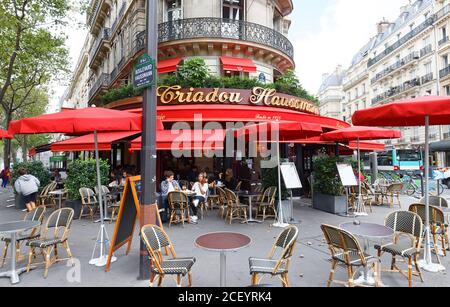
left=242, top=219, right=261, bottom=224
left=0, top=266, right=33, bottom=284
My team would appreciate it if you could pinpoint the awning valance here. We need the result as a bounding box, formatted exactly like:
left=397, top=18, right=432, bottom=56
left=158, top=58, right=182, bottom=74
left=51, top=131, right=141, bottom=152
left=220, top=56, right=257, bottom=73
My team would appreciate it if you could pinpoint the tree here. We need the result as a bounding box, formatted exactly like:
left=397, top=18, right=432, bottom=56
left=0, top=0, right=71, bottom=168
left=177, top=58, right=211, bottom=88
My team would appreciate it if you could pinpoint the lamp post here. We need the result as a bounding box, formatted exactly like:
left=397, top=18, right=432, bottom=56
left=139, top=0, right=158, bottom=280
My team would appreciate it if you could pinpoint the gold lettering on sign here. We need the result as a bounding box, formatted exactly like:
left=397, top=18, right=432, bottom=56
left=157, top=85, right=319, bottom=115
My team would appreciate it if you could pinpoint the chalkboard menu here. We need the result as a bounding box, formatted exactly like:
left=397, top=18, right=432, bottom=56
left=105, top=176, right=141, bottom=272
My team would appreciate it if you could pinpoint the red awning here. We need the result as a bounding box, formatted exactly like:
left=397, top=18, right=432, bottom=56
left=51, top=131, right=141, bottom=152
left=347, top=141, right=385, bottom=152
left=220, top=56, right=257, bottom=73
left=130, top=130, right=226, bottom=151
left=158, top=58, right=182, bottom=74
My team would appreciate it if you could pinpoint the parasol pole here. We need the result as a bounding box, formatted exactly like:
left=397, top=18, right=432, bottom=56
left=273, top=141, right=289, bottom=228
left=89, top=130, right=116, bottom=267
left=419, top=115, right=445, bottom=272
left=355, top=137, right=367, bottom=216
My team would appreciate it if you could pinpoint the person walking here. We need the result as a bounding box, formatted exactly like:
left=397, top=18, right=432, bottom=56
left=14, top=168, right=40, bottom=212
left=0, top=167, right=11, bottom=188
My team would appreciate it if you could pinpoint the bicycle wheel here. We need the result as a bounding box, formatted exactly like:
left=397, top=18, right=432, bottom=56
left=406, top=184, right=415, bottom=196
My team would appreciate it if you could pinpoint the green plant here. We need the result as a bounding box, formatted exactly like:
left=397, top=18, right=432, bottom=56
left=12, top=161, right=51, bottom=193
left=65, top=159, right=110, bottom=200
left=100, top=84, right=144, bottom=105
left=177, top=58, right=210, bottom=88
left=313, top=155, right=346, bottom=197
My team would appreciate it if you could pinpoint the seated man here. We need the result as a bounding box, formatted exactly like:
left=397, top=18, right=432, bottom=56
left=160, top=171, right=181, bottom=221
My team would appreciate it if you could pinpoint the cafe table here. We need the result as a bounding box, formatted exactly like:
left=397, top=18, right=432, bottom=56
left=195, top=232, right=252, bottom=287
left=49, top=189, right=66, bottom=209
left=340, top=222, right=394, bottom=287
left=237, top=191, right=262, bottom=224
left=0, top=220, right=40, bottom=284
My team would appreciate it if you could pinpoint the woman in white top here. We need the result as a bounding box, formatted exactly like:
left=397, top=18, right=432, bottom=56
left=190, top=173, right=209, bottom=223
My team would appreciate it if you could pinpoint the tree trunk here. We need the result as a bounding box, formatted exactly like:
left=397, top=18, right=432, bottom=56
left=3, top=113, right=12, bottom=168
left=21, top=135, right=27, bottom=162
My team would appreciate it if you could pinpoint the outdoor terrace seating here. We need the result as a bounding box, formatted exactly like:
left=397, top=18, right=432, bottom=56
left=79, top=188, right=99, bottom=220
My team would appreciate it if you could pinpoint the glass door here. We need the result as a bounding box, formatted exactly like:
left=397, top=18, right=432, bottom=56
left=167, top=0, right=183, bottom=39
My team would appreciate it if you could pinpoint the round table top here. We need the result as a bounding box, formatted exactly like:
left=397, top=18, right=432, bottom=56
left=195, top=232, right=252, bottom=252
left=0, top=221, right=40, bottom=235
left=340, top=222, right=394, bottom=239
left=49, top=190, right=66, bottom=195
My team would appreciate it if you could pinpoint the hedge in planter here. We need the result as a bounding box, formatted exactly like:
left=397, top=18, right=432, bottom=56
left=12, top=161, right=51, bottom=193
left=65, top=159, right=110, bottom=201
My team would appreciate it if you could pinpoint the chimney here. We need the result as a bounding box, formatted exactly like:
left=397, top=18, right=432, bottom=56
left=376, top=19, right=391, bottom=34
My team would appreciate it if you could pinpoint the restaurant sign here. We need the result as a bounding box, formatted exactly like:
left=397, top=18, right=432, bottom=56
left=157, top=86, right=320, bottom=115
left=133, top=53, right=156, bottom=89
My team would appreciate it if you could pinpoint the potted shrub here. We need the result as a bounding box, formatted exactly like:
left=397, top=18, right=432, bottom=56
left=12, top=161, right=51, bottom=210
left=64, top=158, right=110, bottom=217
left=312, top=155, right=355, bottom=214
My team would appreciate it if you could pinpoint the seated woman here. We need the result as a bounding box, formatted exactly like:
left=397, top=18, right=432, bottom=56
left=190, top=173, right=209, bottom=224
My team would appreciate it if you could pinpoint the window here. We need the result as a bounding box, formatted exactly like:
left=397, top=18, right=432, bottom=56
left=425, top=62, right=432, bottom=74
left=442, top=27, right=447, bottom=40
left=167, top=0, right=182, bottom=22
left=443, top=55, right=449, bottom=68
left=223, top=0, right=244, bottom=21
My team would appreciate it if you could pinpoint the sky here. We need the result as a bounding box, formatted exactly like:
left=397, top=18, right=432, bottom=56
left=51, top=0, right=409, bottom=109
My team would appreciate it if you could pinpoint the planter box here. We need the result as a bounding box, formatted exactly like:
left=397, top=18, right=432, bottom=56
left=64, top=200, right=83, bottom=218
left=313, top=193, right=347, bottom=215
left=15, top=194, right=26, bottom=210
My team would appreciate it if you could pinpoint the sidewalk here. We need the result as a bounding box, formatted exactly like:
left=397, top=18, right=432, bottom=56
left=0, top=188, right=449, bottom=287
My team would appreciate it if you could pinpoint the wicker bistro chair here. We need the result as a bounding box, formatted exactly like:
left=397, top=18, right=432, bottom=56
left=375, top=211, right=424, bottom=288
left=207, top=187, right=220, bottom=211
left=38, top=182, right=58, bottom=210
left=1, top=206, right=46, bottom=268
left=167, top=192, right=190, bottom=227
left=78, top=188, right=99, bottom=220
left=216, top=187, right=228, bottom=219
left=321, top=224, right=380, bottom=288
left=249, top=226, right=299, bottom=287
left=141, top=225, right=196, bottom=287
left=383, top=183, right=404, bottom=209
left=255, top=187, right=278, bottom=221
left=94, top=185, right=120, bottom=223
left=224, top=188, right=248, bottom=224
left=26, top=208, right=75, bottom=279
left=409, top=204, right=449, bottom=262
left=420, top=196, right=449, bottom=208
left=235, top=181, right=243, bottom=192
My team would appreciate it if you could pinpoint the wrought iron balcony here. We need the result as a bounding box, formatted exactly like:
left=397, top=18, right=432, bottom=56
left=420, top=44, right=433, bottom=57
left=111, top=3, right=127, bottom=35
left=368, top=16, right=435, bottom=67
left=89, top=73, right=109, bottom=101
left=157, top=18, right=294, bottom=59
left=371, top=51, right=420, bottom=84
left=372, top=77, right=421, bottom=105
left=439, top=36, right=449, bottom=47
left=89, top=28, right=110, bottom=67
left=440, top=65, right=450, bottom=79
left=421, top=72, right=434, bottom=85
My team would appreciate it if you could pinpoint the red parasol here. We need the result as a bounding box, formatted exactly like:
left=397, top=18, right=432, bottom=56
left=320, top=126, right=401, bottom=142
left=352, top=96, right=448, bottom=272
left=0, top=129, right=13, bottom=140
left=8, top=107, right=142, bottom=268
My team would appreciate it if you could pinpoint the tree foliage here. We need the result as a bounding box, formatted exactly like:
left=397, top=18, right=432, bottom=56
left=0, top=0, right=71, bottom=167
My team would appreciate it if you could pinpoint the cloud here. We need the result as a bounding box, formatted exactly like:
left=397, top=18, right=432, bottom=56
left=293, top=0, right=406, bottom=94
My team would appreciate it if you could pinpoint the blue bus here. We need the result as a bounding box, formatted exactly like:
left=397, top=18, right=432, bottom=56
left=364, top=149, right=424, bottom=172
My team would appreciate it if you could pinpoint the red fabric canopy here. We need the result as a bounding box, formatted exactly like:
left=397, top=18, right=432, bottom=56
left=352, top=96, right=450, bottom=127
left=158, top=58, right=182, bottom=74
left=321, top=126, right=401, bottom=142
left=0, top=129, right=12, bottom=140
left=130, top=130, right=226, bottom=151
left=9, top=107, right=142, bottom=135
left=220, top=56, right=257, bottom=73
left=236, top=121, right=323, bottom=141
left=51, top=131, right=141, bottom=152
left=347, top=141, right=385, bottom=152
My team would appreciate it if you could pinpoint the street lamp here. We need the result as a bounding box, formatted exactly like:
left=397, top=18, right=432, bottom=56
left=139, top=0, right=158, bottom=280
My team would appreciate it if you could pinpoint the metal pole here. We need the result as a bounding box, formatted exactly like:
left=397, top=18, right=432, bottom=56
left=139, top=0, right=159, bottom=280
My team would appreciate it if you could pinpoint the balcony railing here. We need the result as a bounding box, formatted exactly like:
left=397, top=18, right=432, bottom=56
left=411, top=136, right=420, bottom=142
left=439, top=36, right=449, bottom=46
left=87, top=0, right=102, bottom=27
left=111, top=3, right=127, bottom=35
left=440, top=65, right=450, bottom=79
left=157, top=18, right=294, bottom=59
left=372, top=77, right=421, bottom=105
left=371, top=51, right=420, bottom=84
left=342, top=72, right=368, bottom=90
left=89, top=28, right=110, bottom=65
left=89, top=73, right=109, bottom=100
left=420, top=44, right=433, bottom=57
left=421, top=72, right=434, bottom=84
left=368, top=16, right=435, bottom=67
left=436, top=3, right=450, bottom=21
